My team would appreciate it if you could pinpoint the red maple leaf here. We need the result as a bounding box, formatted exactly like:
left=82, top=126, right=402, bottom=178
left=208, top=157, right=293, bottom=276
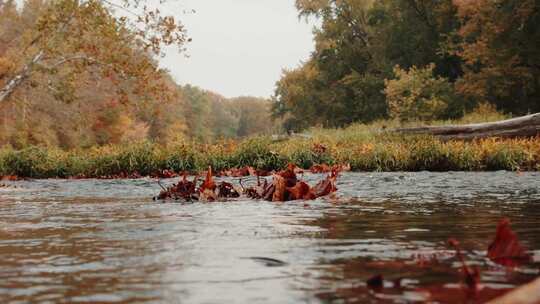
left=200, top=167, right=216, bottom=191
left=487, top=218, right=532, bottom=267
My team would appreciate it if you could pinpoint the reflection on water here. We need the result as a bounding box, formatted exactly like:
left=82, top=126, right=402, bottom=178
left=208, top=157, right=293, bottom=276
left=0, top=172, right=539, bottom=303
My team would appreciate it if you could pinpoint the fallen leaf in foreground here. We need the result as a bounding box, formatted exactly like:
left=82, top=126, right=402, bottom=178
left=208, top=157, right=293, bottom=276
left=488, top=218, right=532, bottom=267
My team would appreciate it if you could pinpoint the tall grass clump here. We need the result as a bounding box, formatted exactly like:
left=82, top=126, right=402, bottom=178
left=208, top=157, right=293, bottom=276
left=478, top=139, right=534, bottom=171
left=231, top=137, right=288, bottom=171
left=406, top=138, right=452, bottom=171
left=0, top=146, right=68, bottom=178
left=158, top=142, right=198, bottom=173
left=1, top=113, right=539, bottom=178
left=276, top=139, right=335, bottom=169
left=196, top=140, right=236, bottom=172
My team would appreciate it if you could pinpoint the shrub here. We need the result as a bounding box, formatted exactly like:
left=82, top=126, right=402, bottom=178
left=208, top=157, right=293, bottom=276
left=385, top=63, right=460, bottom=122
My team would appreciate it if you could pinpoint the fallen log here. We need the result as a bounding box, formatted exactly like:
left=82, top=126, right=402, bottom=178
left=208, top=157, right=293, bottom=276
left=393, top=112, right=540, bottom=140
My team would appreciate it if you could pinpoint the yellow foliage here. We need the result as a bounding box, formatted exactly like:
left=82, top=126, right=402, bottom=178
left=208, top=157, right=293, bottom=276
left=0, top=56, right=14, bottom=79
left=164, top=121, right=188, bottom=143
left=121, top=121, right=150, bottom=143
left=459, top=102, right=508, bottom=124
left=385, top=64, right=455, bottom=123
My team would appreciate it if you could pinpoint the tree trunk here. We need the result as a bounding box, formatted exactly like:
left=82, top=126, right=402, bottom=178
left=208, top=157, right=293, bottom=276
left=393, top=113, right=540, bottom=140
left=0, top=50, right=44, bottom=103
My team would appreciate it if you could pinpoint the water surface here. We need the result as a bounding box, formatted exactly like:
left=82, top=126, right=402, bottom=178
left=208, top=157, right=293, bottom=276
left=1, top=172, right=539, bottom=303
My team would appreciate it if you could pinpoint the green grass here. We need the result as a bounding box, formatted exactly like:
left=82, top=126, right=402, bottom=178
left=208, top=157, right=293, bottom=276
left=0, top=108, right=536, bottom=178
left=1, top=130, right=539, bottom=178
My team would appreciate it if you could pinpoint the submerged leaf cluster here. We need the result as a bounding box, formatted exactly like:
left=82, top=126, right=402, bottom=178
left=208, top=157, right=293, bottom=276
left=154, top=164, right=340, bottom=203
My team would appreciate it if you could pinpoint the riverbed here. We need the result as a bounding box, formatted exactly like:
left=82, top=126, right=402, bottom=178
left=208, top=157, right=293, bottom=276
left=1, top=172, right=539, bottom=303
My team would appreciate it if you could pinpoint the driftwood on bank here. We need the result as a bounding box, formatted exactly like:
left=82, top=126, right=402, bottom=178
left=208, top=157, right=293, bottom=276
left=393, top=113, right=540, bottom=140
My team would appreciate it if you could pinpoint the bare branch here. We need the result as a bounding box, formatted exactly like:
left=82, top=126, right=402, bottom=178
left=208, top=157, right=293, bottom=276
left=38, top=55, right=100, bottom=70
left=0, top=51, right=45, bottom=103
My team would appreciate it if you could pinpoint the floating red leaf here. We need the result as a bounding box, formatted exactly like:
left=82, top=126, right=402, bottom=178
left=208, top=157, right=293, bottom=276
left=200, top=167, right=216, bottom=191
left=272, top=175, right=287, bottom=202
left=277, top=164, right=299, bottom=187
left=311, top=170, right=338, bottom=197
left=487, top=218, right=532, bottom=267
left=288, top=181, right=316, bottom=200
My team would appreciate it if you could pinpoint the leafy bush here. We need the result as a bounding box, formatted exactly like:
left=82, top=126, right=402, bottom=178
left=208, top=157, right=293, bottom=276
left=385, top=64, right=459, bottom=122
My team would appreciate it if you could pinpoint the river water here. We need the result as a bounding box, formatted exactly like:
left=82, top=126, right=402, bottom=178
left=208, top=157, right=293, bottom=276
left=1, top=172, right=539, bottom=303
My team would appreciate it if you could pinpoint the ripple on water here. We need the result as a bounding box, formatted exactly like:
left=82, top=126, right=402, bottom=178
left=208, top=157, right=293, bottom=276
left=0, top=172, right=539, bottom=303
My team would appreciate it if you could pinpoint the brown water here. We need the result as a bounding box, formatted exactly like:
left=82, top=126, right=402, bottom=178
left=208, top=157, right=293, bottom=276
left=1, top=172, right=539, bottom=303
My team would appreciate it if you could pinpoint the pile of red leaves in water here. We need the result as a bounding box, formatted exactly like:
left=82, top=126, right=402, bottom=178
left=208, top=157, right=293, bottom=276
left=155, top=164, right=339, bottom=202
left=155, top=167, right=241, bottom=201
left=365, top=218, right=533, bottom=302
left=244, top=164, right=339, bottom=202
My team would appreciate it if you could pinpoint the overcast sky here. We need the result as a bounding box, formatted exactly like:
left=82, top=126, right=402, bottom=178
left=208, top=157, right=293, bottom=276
left=160, top=0, right=316, bottom=98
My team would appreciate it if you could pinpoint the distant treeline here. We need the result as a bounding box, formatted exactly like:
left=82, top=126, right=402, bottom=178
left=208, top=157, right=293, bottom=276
left=0, top=0, right=276, bottom=149
left=273, top=0, right=540, bottom=131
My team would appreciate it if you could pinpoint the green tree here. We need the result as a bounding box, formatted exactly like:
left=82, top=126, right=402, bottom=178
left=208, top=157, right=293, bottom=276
left=181, top=85, right=213, bottom=141
left=273, top=0, right=464, bottom=131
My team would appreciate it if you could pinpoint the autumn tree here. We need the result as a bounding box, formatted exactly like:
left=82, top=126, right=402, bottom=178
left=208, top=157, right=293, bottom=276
left=0, top=0, right=191, bottom=147
left=0, top=0, right=188, bottom=104
left=452, top=0, right=540, bottom=114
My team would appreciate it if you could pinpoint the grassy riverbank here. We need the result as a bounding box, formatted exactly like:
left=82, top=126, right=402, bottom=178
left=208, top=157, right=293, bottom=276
left=1, top=123, right=539, bottom=178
